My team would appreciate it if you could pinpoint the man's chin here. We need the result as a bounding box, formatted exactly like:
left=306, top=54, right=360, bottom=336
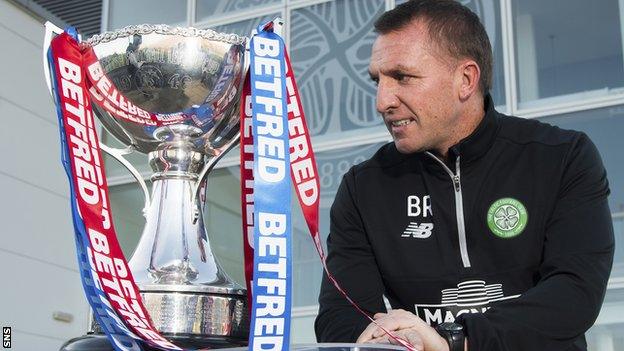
left=394, top=140, right=425, bottom=154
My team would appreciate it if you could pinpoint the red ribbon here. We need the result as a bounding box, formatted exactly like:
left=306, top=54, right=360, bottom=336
left=50, top=32, right=181, bottom=350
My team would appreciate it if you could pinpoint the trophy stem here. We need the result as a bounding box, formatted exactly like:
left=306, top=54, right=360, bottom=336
left=129, top=177, right=231, bottom=286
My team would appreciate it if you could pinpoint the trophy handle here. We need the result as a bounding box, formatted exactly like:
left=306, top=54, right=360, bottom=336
left=191, top=134, right=241, bottom=224
left=99, top=144, right=152, bottom=217
left=43, top=22, right=151, bottom=216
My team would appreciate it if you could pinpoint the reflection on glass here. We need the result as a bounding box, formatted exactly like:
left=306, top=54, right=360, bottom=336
left=108, top=0, right=187, bottom=30
left=196, top=0, right=281, bottom=23
left=290, top=0, right=385, bottom=137
left=513, top=0, right=624, bottom=108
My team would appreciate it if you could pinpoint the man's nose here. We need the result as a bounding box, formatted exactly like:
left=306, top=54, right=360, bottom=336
left=376, top=79, right=399, bottom=114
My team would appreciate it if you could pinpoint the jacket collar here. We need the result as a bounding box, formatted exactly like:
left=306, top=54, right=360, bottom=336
left=446, top=93, right=500, bottom=165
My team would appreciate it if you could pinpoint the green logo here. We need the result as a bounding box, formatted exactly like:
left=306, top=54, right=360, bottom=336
left=487, top=198, right=528, bottom=238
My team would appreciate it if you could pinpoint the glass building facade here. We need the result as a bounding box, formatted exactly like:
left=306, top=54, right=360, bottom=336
left=102, top=0, right=624, bottom=348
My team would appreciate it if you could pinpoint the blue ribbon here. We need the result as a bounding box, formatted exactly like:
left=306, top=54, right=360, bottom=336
left=248, top=22, right=292, bottom=351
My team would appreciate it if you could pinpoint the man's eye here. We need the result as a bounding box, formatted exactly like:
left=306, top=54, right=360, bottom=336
left=396, top=74, right=412, bottom=83
left=371, top=77, right=379, bottom=85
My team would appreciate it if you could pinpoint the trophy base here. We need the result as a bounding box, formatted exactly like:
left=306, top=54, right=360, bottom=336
left=89, top=288, right=249, bottom=338
left=60, top=333, right=248, bottom=350
left=81, top=288, right=249, bottom=350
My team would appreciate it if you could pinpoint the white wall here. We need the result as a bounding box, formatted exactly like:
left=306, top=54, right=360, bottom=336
left=0, top=1, right=89, bottom=350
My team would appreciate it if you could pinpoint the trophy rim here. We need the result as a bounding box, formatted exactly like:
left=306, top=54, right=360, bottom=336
left=85, top=23, right=247, bottom=47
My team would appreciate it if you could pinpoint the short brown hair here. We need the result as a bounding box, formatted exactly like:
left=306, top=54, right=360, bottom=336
left=374, top=0, right=493, bottom=94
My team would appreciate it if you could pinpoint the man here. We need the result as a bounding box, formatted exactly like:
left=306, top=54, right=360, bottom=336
left=314, top=1, right=615, bottom=350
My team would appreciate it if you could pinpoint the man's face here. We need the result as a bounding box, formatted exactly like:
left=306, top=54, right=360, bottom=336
left=369, top=20, right=463, bottom=154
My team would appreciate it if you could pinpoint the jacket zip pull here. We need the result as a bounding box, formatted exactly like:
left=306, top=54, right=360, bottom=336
left=453, top=175, right=460, bottom=192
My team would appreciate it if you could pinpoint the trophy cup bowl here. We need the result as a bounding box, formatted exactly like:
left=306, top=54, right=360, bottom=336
left=86, top=24, right=246, bottom=156
left=72, top=24, right=249, bottom=348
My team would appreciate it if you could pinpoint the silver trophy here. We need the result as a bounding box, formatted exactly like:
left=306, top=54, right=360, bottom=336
left=43, top=22, right=271, bottom=348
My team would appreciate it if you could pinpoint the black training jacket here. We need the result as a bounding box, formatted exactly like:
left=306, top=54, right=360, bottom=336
left=315, top=96, right=614, bottom=351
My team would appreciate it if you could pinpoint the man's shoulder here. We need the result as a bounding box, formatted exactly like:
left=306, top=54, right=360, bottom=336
left=496, top=112, right=584, bottom=148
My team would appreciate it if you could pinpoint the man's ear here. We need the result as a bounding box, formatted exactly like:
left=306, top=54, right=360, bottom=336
left=457, top=60, right=481, bottom=101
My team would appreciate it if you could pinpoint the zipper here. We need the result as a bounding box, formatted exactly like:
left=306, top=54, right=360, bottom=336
left=425, top=152, right=472, bottom=268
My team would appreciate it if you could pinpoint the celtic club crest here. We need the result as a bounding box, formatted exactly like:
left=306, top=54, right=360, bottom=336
left=487, top=198, right=528, bottom=238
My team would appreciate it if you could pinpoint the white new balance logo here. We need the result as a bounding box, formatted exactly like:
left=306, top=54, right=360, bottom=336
left=401, top=222, right=433, bottom=238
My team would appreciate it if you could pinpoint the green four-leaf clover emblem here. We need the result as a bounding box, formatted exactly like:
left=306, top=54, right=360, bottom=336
left=487, top=198, right=528, bottom=238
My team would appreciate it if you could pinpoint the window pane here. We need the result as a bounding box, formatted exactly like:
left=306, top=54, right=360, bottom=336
left=474, top=0, right=505, bottom=107
left=615, top=217, right=624, bottom=279
left=587, top=323, right=624, bottom=351
left=209, top=14, right=280, bottom=37
left=396, top=0, right=506, bottom=107
left=108, top=0, right=186, bottom=30
left=513, top=0, right=624, bottom=108
left=196, top=0, right=281, bottom=23
left=586, top=288, right=624, bottom=350
left=102, top=131, right=152, bottom=180
left=109, top=182, right=151, bottom=257
left=290, top=0, right=385, bottom=138
left=203, top=167, right=246, bottom=284
left=539, top=106, right=624, bottom=278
